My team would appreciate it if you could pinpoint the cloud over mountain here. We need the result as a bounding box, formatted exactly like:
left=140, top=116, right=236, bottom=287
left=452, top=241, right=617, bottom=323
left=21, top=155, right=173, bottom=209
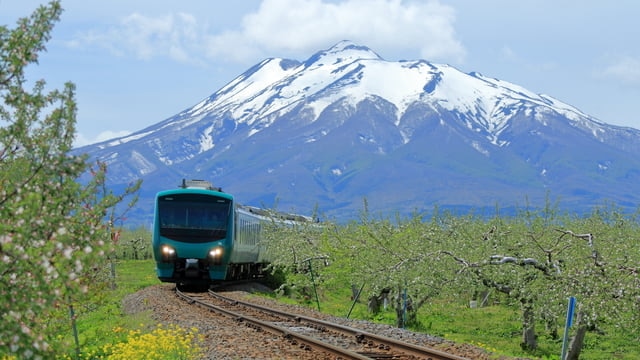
left=69, top=0, right=465, bottom=65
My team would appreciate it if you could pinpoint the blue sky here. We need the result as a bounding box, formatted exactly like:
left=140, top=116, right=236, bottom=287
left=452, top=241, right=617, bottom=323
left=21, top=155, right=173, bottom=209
left=2, top=0, right=639, bottom=147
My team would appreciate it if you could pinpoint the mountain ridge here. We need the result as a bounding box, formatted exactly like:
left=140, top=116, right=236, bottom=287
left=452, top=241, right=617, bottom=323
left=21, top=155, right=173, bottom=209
left=76, top=41, right=640, bottom=224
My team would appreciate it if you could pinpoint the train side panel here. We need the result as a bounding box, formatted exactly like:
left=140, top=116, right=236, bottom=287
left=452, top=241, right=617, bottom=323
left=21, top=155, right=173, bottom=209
left=230, top=207, right=264, bottom=263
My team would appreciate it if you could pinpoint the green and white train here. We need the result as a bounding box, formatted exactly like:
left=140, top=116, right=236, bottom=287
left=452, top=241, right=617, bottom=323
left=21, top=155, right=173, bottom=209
left=152, top=179, right=311, bottom=285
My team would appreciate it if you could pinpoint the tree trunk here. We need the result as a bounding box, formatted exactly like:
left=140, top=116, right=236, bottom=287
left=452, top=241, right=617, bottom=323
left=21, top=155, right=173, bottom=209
left=566, top=313, right=588, bottom=360
left=368, top=295, right=380, bottom=314
left=520, top=299, right=537, bottom=350
left=394, top=288, right=405, bottom=328
left=395, top=304, right=405, bottom=328
left=565, top=326, right=586, bottom=360
left=351, top=284, right=361, bottom=301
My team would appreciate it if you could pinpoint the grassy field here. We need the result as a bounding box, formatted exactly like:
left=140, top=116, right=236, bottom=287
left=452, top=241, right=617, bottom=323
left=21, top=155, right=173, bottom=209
left=60, top=260, right=161, bottom=358
left=67, top=260, right=637, bottom=360
left=263, top=278, right=639, bottom=360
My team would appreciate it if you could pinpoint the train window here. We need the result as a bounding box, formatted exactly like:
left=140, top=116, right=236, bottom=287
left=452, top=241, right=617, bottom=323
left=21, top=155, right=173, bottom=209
left=157, top=193, right=231, bottom=243
left=234, top=214, right=264, bottom=246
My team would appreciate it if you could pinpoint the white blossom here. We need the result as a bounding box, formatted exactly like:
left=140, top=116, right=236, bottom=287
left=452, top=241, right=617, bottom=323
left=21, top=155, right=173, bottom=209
left=0, top=234, right=12, bottom=244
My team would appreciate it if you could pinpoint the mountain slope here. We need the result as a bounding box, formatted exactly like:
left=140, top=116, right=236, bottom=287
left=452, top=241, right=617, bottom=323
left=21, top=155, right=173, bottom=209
left=76, top=41, right=640, bottom=224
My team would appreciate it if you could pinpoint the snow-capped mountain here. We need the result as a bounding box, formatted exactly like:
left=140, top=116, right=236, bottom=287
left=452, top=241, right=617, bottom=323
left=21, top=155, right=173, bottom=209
left=77, top=41, right=640, bottom=224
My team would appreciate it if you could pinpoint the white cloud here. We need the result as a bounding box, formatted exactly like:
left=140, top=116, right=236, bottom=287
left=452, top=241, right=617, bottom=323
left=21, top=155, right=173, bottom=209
left=74, top=130, right=131, bottom=148
left=69, top=0, right=465, bottom=65
left=212, top=0, right=465, bottom=63
left=68, top=12, right=208, bottom=66
left=600, top=56, right=640, bottom=85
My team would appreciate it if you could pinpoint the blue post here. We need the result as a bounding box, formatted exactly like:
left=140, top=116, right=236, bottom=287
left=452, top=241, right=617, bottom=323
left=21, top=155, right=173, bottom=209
left=560, top=296, right=576, bottom=359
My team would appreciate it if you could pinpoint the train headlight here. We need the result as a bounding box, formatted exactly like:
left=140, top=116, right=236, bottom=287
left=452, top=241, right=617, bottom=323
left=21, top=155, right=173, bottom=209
left=208, top=246, right=224, bottom=264
left=161, top=245, right=177, bottom=262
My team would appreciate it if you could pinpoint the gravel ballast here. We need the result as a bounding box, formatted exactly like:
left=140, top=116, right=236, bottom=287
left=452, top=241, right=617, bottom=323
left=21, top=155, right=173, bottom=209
left=123, top=283, right=529, bottom=359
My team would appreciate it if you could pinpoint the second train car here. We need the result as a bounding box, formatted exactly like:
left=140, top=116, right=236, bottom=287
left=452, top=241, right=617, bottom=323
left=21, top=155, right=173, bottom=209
left=151, top=179, right=311, bottom=285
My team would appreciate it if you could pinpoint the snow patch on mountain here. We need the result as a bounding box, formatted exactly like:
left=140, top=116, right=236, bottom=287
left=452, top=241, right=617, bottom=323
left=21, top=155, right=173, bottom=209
left=471, top=140, right=490, bottom=156
left=158, top=156, right=173, bottom=165
left=306, top=95, right=343, bottom=120
left=131, top=150, right=156, bottom=175
left=184, top=58, right=302, bottom=127
left=199, top=124, right=214, bottom=152
left=306, top=40, right=382, bottom=65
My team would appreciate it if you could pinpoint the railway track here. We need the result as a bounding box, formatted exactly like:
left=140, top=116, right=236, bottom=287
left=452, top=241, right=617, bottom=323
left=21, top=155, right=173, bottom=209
left=176, top=287, right=470, bottom=360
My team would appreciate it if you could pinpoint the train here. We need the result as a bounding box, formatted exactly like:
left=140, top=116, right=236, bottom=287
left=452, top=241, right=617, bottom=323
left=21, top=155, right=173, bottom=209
left=151, top=179, right=312, bottom=285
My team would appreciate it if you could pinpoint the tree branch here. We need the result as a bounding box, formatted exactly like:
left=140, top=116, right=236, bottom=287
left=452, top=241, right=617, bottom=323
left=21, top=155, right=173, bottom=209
left=489, top=255, right=554, bottom=276
left=556, top=229, right=593, bottom=247
left=556, top=229, right=604, bottom=270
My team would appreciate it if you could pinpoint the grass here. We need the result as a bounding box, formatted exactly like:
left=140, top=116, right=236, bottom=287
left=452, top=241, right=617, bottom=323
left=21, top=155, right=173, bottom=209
left=265, top=281, right=639, bottom=360
left=62, top=260, right=638, bottom=360
left=57, top=260, right=165, bottom=359
left=420, top=298, right=638, bottom=360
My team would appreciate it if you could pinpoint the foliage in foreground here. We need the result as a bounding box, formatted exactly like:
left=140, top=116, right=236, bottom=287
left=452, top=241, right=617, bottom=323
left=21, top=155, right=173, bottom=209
left=58, top=324, right=203, bottom=360
left=60, top=260, right=160, bottom=359
left=106, top=324, right=202, bottom=360
left=1, top=2, right=140, bottom=357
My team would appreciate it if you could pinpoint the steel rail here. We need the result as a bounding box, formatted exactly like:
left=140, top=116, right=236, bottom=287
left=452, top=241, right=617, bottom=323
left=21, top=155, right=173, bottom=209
left=176, top=288, right=371, bottom=360
left=208, top=290, right=471, bottom=360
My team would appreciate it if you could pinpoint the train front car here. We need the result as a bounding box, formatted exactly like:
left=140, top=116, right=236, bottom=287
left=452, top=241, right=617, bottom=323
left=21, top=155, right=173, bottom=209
left=152, top=180, right=232, bottom=285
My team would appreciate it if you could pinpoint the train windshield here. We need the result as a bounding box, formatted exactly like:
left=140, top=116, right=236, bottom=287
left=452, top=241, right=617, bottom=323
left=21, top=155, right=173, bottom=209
left=157, top=193, right=231, bottom=243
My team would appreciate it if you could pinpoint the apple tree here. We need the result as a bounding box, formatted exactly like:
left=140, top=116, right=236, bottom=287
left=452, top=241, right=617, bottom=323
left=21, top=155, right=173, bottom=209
left=442, top=203, right=640, bottom=358
left=320, top=208, right=461, bottom=328
left=1, top=1, right=140, bottom=357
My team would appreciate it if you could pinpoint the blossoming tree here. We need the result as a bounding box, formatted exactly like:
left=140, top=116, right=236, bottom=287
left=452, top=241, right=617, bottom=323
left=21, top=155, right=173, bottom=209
left=0, top=1, right=140, bottom=357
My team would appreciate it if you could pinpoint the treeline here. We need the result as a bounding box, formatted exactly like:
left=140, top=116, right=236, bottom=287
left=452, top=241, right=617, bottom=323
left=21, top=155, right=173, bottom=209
left=113, top=227, right=154, bottom=260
